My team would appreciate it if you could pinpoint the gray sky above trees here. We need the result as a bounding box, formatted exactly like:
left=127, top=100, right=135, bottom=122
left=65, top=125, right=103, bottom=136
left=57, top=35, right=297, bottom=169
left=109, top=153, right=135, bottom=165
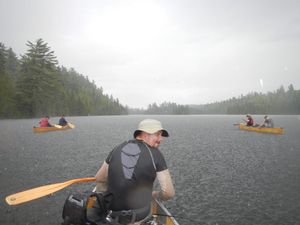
left=1, top=0, right=300, bottom=108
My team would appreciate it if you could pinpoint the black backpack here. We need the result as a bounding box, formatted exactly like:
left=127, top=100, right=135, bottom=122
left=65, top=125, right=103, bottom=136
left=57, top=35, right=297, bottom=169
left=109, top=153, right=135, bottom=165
left=62, top=192, right=113, bottom=225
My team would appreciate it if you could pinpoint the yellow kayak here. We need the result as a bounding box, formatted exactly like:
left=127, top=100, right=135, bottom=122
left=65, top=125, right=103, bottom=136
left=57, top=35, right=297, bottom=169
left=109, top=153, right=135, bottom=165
left=32, top=123, right=75, bottom=133
left=238, top=123, right=283, bottom=134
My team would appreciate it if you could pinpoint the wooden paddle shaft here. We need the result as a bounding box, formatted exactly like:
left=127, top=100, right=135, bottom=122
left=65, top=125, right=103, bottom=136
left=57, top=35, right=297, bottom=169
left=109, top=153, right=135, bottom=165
left=5, top=177, right=96, bottom=205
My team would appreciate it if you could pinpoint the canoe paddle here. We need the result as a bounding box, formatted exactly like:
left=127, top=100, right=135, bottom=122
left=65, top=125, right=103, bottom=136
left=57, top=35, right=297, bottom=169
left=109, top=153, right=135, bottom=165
left=5, top=177, right=96, bottom=206
left=67, top=123, right=75, bottom=129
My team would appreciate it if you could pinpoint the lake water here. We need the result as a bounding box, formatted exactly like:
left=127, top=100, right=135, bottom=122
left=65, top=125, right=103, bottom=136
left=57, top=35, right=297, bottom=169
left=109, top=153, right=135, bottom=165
left=1, top=115, right=300, bottom=225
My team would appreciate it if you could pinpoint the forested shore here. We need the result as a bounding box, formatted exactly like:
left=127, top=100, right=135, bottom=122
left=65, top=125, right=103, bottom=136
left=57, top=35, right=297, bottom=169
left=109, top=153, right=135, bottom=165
left=189, top=85, right=300, bottom=115
left=1, top=39, right=299, bottom=118
left=0, top=39, right=127, bottom=118
left=130, top=85, right=300, bottom=115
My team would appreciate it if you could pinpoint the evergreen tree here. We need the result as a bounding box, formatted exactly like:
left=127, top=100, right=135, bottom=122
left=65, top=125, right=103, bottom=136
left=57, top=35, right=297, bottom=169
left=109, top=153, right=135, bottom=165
left=16, top=39, right=64, bottom=117
left=0, top=43, right=17, bottom=117
left=0, top=43, right=6, bottom=74
left=0, top=40, right=128, bottom=118
left=5, top=47, right=20, bottom=81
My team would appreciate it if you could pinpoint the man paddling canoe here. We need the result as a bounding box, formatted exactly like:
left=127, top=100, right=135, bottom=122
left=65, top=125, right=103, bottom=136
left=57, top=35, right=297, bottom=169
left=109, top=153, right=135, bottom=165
left=95, top=119, right=175, bottom=225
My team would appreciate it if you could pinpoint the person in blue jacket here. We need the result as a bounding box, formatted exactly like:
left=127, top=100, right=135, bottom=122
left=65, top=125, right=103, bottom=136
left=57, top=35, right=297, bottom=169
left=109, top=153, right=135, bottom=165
left=58, top=115, right=68, bottom=126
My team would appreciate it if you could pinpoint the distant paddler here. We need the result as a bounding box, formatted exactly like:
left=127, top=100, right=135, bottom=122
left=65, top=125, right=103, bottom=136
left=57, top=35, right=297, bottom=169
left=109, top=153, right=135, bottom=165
left=38, top=116, right=61, bottom=128
left=58, top=115, right=75, bottom=128
left=39, top=116, right=53, bottom=127
left=259, top=115, right=274, bottom=128
left=243, top=114, right=254, bottom=126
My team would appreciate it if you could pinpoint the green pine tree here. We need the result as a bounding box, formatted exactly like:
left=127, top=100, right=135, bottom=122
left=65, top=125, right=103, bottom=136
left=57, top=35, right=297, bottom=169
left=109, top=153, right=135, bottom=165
left=16, top=38, right=64, bottom=117
left=0, top=43, right=17, bottom=118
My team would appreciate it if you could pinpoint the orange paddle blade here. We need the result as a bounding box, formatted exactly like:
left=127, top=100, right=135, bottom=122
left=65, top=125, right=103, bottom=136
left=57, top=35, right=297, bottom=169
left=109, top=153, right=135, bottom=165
left=5, top=177, right=96, bottom=205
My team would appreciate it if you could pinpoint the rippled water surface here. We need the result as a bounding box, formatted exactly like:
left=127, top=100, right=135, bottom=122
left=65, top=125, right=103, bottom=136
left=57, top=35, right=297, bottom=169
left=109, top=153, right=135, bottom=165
left=1, top=115, right=300, bottom=225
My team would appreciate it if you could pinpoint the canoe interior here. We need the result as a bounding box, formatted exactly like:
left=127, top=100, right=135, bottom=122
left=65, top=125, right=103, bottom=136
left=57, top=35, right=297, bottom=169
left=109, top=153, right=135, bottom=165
left=86, top=191, right=179, bottom=225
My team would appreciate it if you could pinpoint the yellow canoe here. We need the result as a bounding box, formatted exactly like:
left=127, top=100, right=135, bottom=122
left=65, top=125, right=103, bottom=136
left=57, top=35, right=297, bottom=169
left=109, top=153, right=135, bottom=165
left=32, top=123, right=75, bottom=133
left=238, top=123, right=283, bottom=134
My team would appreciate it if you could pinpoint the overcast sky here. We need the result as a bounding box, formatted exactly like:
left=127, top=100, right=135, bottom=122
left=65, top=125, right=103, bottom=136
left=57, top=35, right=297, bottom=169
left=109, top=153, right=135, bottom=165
left=1, top=0, right=300, bottom=108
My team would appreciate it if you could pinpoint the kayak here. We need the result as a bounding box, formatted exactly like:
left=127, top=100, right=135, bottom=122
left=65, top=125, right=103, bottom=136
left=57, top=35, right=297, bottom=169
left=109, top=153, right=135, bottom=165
left=238, top=123, right=283, bottom=134
left=32, top=123, right=75, bottom=133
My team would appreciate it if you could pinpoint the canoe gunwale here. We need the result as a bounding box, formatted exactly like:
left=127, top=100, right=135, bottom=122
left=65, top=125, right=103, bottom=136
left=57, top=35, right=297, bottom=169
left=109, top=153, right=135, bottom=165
left=152, top=198, right=179, bottom=225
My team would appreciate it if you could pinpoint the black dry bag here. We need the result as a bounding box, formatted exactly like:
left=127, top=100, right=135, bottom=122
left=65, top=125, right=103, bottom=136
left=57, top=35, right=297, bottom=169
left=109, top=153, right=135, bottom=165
left=62, top=192, right=113, bottom=225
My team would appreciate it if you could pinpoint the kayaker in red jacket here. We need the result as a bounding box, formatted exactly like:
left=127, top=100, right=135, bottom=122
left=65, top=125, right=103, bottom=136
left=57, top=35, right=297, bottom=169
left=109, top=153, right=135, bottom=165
left=39, top=116, right=52, bottom=127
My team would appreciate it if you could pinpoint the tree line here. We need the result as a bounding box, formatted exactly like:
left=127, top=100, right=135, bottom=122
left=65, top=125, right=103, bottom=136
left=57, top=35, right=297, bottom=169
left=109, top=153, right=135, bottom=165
left=129, top=85, right=300, bottom=115
left=0, top=39, right=128, bottom=118
left=129, top=102, right=190, bottom=115
left=189, top=85, right=300, bottom=115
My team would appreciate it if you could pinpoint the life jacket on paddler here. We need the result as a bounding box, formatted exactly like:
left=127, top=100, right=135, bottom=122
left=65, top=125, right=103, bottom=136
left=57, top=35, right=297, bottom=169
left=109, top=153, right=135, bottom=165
left=104, top=140, right=156, bottom=224
left=246, top=115, right=254, bottom=126
left=39, top=117, right=50, bottom=127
